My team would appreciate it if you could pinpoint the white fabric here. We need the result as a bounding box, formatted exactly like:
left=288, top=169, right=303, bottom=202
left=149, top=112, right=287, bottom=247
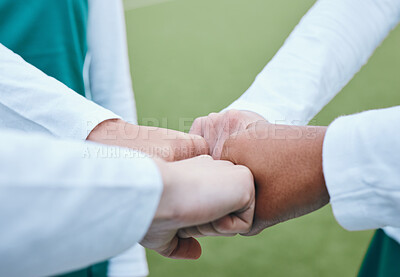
left=87, top=0, right=147, bottom=275
left=0, top=0, right=147, bottom=275
left=0, top=129, right=163, bottom=277
left=0, top=44, right=119, bottom=139
left=87, top=0, right=138, bottom=124
left=226, top=0, right=400, bottom=242
left=323, top=107, right=400, bottom=242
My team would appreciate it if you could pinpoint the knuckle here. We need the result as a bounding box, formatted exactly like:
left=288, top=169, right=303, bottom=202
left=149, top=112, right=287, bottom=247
left=238, top=165, right=253, bottom=179
left=192, top=135, right=209, bottom=153
left=218, top=160, right=234, bottom=166
left=236, top=166, right=254, bottom=201
left=212, top=220, right=230, bottom=234
left=226, top=110, right=241, bottom=123
left=198, top=154, right=213, bottom=160
left=192, top=117, right=204, bottom=127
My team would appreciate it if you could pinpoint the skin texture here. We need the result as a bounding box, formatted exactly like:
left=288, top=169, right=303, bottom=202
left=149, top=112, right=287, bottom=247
left=190, top=110, right=265, bottom=159
left=141, top=156, right=255, bottom=259
left=221, top=121, right=330, bottom=235
left=87, top=119, right=209, bottom=161
left=88, top=120, right=255, bottom=260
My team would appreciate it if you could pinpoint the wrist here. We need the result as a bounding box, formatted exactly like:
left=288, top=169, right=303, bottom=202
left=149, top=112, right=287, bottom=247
left=303, top=125, right=329, bottom=208
left=86, top=118, right=126, bottom=142
left=86, top=119, right=143, bottom=147
left=152, top=159, right=177, bottom=222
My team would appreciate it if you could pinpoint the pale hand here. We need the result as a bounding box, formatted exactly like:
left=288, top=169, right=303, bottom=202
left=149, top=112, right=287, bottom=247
left=141, top=155, right=255, bottom=259
left=190, top=110, right=264, bottom=159
left=87, top=119, right=209, bottom=161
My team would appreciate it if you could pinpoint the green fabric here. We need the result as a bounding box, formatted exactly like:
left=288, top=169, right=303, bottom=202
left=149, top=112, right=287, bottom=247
left=0, top=0, right=88, bottom=96
left=0, top=0, right=109, bottom=276
left=54, top=261, right=109, bottom=277
left=358, top=229, right=400, bottom=277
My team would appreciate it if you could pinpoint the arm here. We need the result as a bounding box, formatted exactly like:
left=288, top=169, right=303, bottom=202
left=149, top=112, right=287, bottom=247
left=87, top=0, right=138, bottom=123
left=323, top=106, right=400, bottom=231
left=0, top=130, right=254, bottom=276
left=0, top=130, right=162, bottom=277
left=191, top=0, right=400, bottom=157
left=86, top=3, right=156, bottom=275
left=0, top=44, right=119, bottom=139
left=227, top=0, right=400, bottom=124
left=0, top=45, right=208, bottom=161
left=221, top=106, right=400, bottom=235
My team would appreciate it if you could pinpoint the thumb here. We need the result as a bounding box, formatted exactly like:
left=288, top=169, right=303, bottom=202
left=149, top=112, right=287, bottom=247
left=175, top=134, right=210, bottom=161
left=167, top=237, right=202, bottom=260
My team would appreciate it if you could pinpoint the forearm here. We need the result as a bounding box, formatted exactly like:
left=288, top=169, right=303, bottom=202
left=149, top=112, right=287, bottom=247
left=227, top=0, right=400, bottom=124
left=0, top=130, right=162, bottom=277
left=222, top=106, right=400, bottom=234
left=222, top=122, right=329, bottom=234
left=0, top=44, right=119, bottom=139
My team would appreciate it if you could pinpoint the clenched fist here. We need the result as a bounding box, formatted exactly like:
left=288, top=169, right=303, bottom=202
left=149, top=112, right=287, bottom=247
left=142, top=155, right=255, bottom=259
left=190, top=110, right=264, bottom=159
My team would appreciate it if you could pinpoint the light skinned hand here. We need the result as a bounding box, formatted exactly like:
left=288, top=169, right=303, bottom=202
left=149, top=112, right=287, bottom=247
left=141, top=155, right=255, bottom=260
left=190, top=110, right=264, bottom=159
left=87, top=119, right=209, bottom=161
left=221, top=121, right=330, bottom=235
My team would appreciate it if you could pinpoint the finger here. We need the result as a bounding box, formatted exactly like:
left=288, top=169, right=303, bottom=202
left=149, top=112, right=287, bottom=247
left=178, top=225, right=236, bottom=238
left=195, top=154, right=214, bottom=160
left=190, top=134, right=210, bottom=157
left=189, top=117, right=205, bottom=136
left=174, top=134, right=210, bottom=161
left=168, top=237, right=202, bottom=260
left=196, top=223, right=236, bottom=237
left=178, top=227, right=206, bottom=238
left=212, top=137, right=227, bottom=160
left=220, top=139, right=233, bottom=162
left=212, top=207, right=254, bottom=235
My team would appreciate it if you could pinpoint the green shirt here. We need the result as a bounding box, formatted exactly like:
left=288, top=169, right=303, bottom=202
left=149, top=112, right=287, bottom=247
left=0, top=0, right=88, bottom=96
left=0, top=0, right=107, bottom=276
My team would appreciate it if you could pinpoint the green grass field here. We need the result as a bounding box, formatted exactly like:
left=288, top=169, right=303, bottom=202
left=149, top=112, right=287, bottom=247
left=124, top=0, right=400, bottom=276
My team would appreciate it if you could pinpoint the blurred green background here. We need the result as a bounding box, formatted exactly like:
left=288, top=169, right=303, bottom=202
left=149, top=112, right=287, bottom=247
left=123, top=0, right=400, bottom=276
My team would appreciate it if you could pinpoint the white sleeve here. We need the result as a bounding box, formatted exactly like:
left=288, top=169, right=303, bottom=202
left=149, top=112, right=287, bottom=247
left=0, top=129, right=162, bottom=277
left=226, top=0, right=400, bottom=125
left=323, top=106, right=400, bottom=231
left=87, top=2, right=146, bottom=276
left=87, top=0, right=138, bottom=124
left=0, top=44, right=120, bottom=139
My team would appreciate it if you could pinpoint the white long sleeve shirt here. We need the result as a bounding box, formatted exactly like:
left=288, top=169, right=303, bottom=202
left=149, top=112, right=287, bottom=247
left=227, top=0, right=400, bottom=243
left=0, top=129, right=163, bottom=277
left=87, top=1, right=148, bottom=276
left=0, top=0, right=148, bottom=275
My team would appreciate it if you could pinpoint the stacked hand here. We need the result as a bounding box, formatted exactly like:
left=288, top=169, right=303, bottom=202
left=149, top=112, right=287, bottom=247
left=191, top=111, right=330, bottom=236
left=142, top=156, right=254, bottom=259
left=87, top=119, right=255, bottom=259
left=190, top=110, right=264, bottom=159
left=88, top=112, right=330, bottom=259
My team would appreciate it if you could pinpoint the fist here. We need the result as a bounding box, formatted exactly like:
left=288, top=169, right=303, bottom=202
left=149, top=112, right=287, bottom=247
left=190, top=110, right=264, bottom=159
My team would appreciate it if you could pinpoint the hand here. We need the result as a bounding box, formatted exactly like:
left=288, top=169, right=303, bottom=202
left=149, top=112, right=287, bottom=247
left=141, top=155, right=255, bottom=259
left=87, top=119, right=209, bottom=161
left=221, top=121, right=330, bottom=235
left=190, top=110, right=264, bottom=159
